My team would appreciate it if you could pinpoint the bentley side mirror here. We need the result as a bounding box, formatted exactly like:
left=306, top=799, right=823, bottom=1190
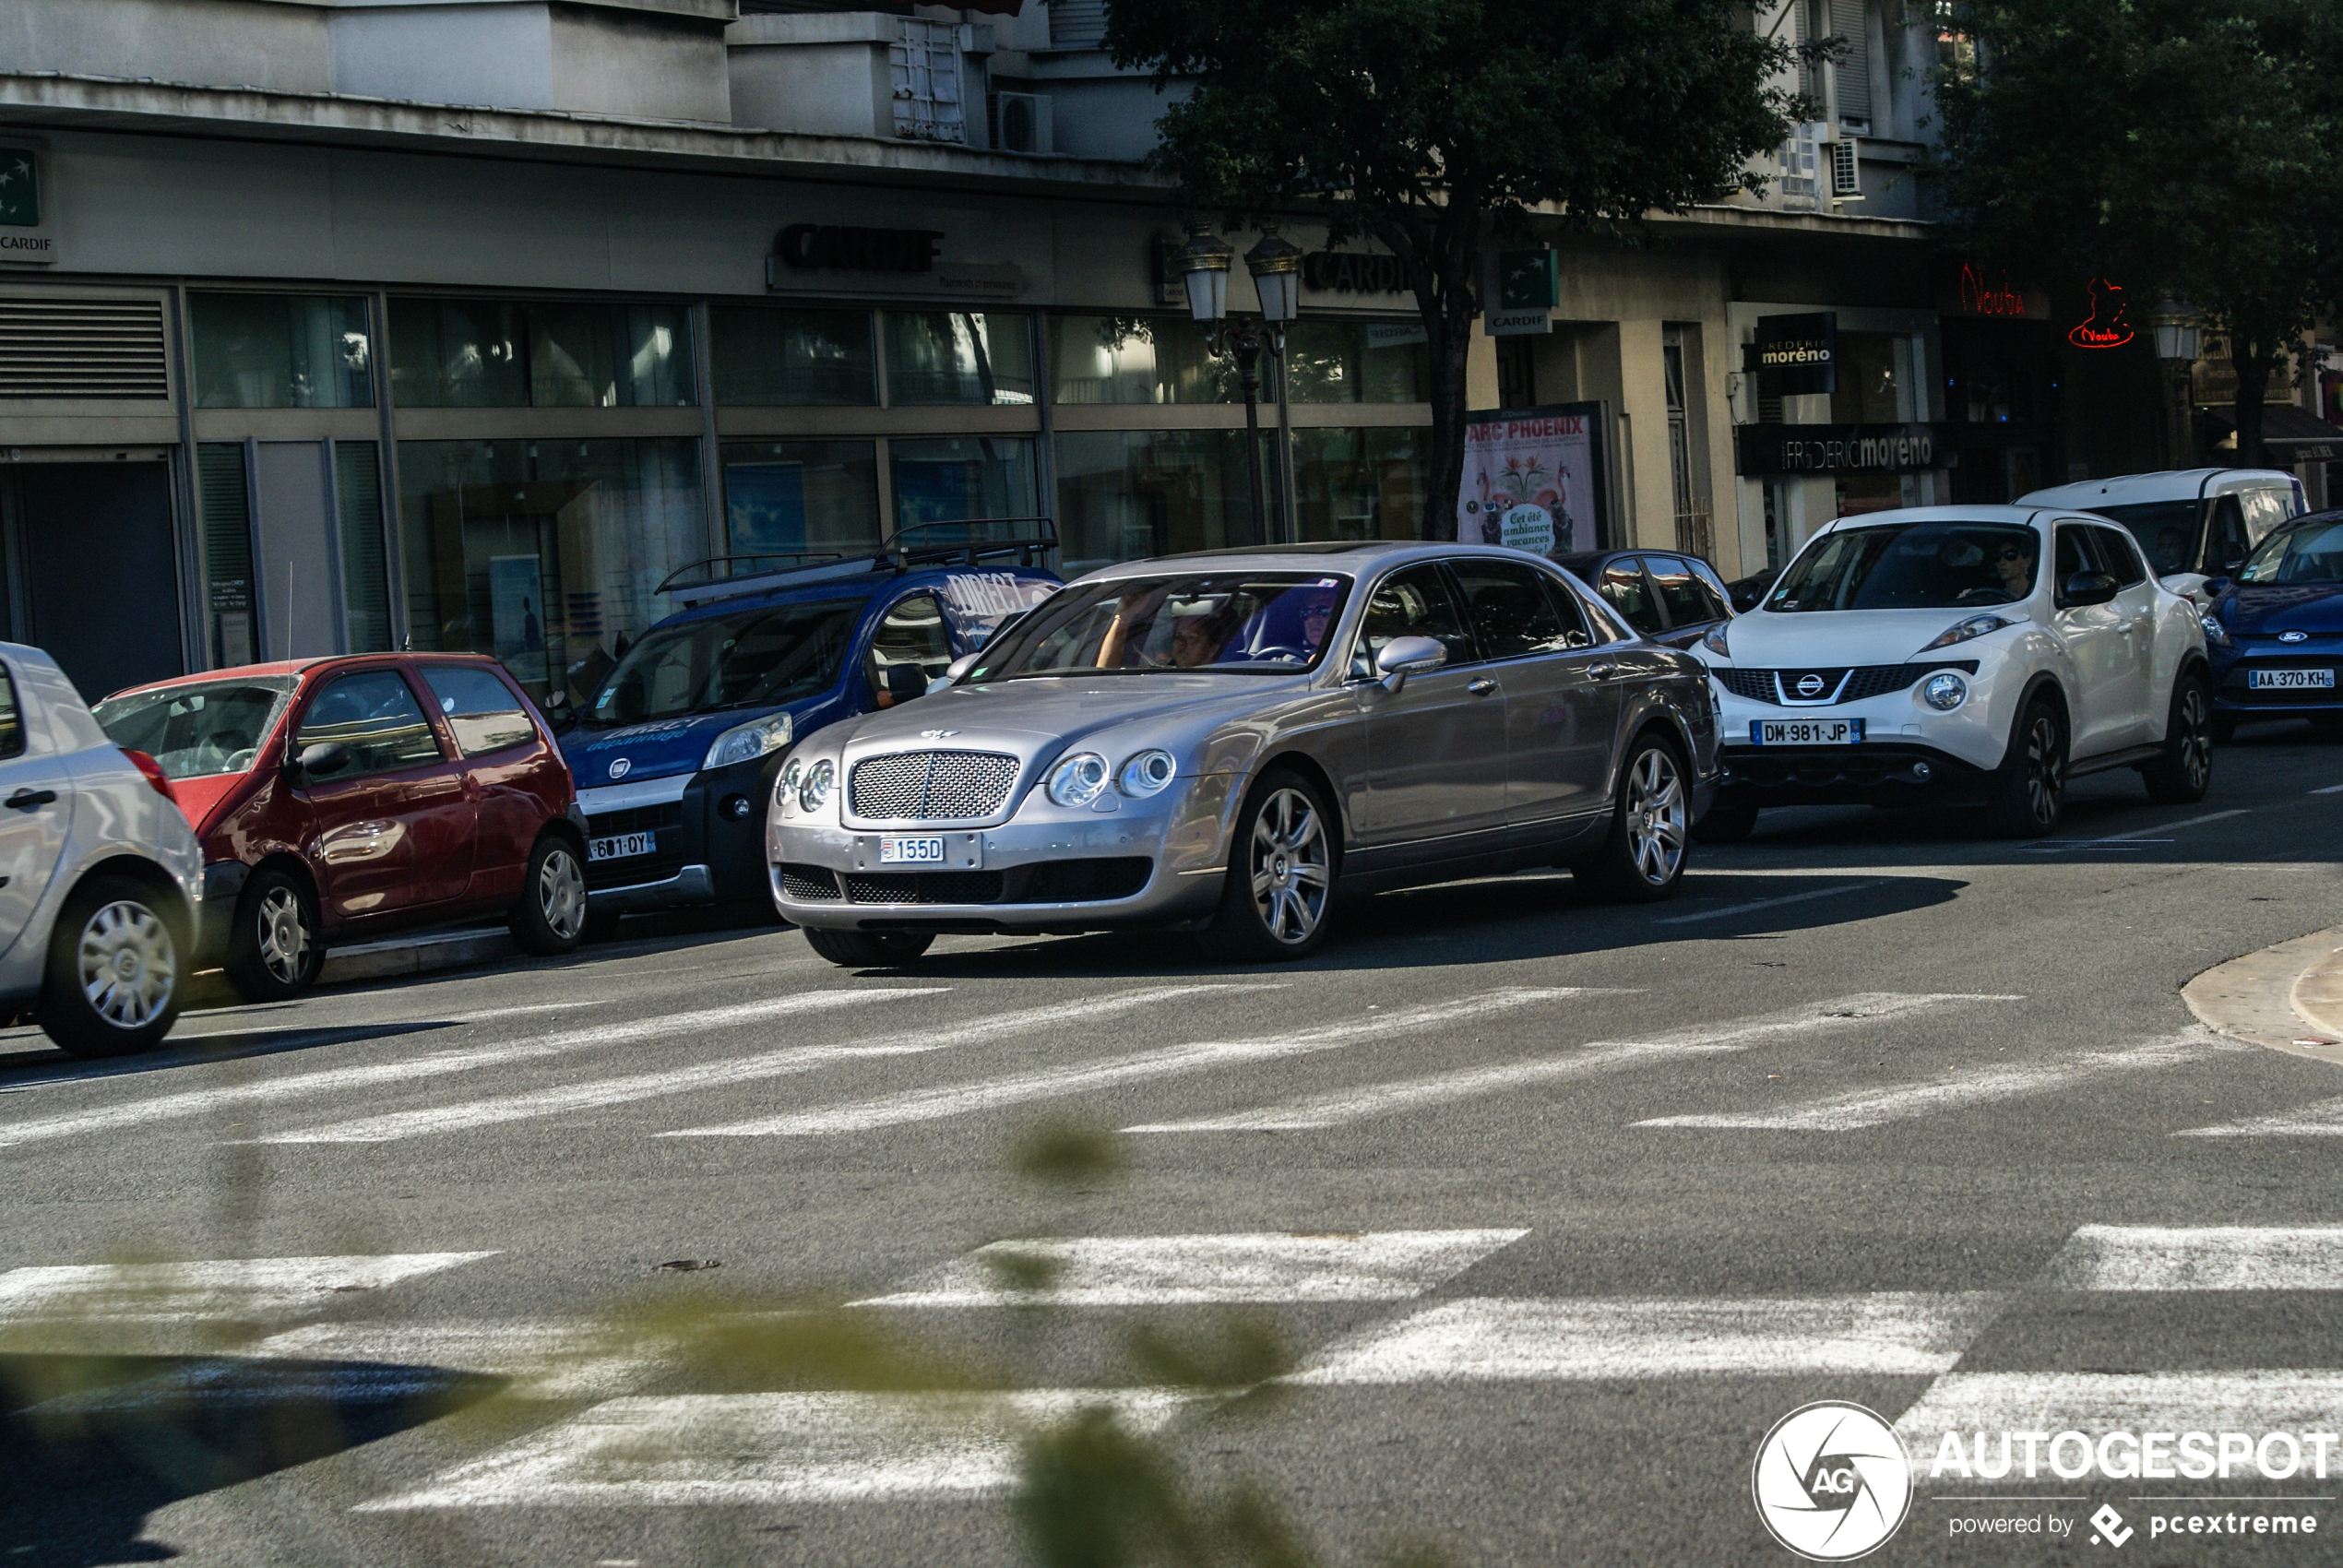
left=292, top=741, right=351, bottom=781
left=2059, top=572, right=2121, bottom=609
left=1374, top=635, right=1448, bottom=694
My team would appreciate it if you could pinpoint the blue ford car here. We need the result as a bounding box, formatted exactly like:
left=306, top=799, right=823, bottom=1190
left=2203, top=508, right=2343, bottom=740
left=557, top=524, right=1060, bottom=932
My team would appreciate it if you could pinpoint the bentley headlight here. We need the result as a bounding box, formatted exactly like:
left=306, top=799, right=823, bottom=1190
left=1921, top=671, right=1969, bottom=712
left=706, top=711, right=793, bottom=770
left=1047, top=752, right=1110, bottom=807
left=1702, top=622, right=1731, bottom=658
left=798, top=758, right=834, bottom=813
left=1118, top=750, right=1177, bottom=798
left=1919, top=613, right=2016, bottom=653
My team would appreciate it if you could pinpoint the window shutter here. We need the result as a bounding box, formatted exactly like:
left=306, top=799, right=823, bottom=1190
left=1830, top=0, right=1872, bottom=126
left=0, top=297, right=169, bottom=399
left=1049, top=0, right=1108, bottom=49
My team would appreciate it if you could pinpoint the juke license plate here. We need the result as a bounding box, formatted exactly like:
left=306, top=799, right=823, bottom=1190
left=1752, top=719, right=1864, bottom=746
left=878, top=835, right=948, bottom=865
left=588, top=831, right=654, bottom=861
left=2249, top=668, right=2336, bottom=689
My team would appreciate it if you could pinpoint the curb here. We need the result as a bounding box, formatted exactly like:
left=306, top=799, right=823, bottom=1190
left=2183, top=926, right=2343, bottom=1068
left=185, top=926, right=517, bottom=1011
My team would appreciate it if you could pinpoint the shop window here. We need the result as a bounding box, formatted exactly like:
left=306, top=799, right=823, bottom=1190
left=722, top=440, right=882, bottom=557
left=1829, top=331, right=1901, bottom=423
left=190, top=293, right=374, bottom=410
left=1283, top=320, right=1431, bottom=404
left=388, top=300, right=693, bottom=409
left=389, top=299, right=528, bottom=408
left=1053, top=429, right=1266, bottom=572
left=394, top=437, right=707, bottom=716
left=883, top=312, right=1036, bottom=405
left=1047, top=315, right=1237, bottom=405
left=1291, top=427, right=1426, bottom=540
left=335, top=442, right=393, bottom=653
left=891, top=436, right=1038, bottom=533
left=711, top=307, right=876, bottom=406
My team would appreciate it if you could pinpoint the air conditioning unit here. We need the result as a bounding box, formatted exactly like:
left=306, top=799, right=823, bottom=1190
left=1826, top=136, right=1862, bottom=201
left=995, top=91, right=1053, bottom=155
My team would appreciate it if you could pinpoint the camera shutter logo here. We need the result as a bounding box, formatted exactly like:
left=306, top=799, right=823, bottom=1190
left=1752, top=1401, right=1911, bottom=1561
left=607, top=757, right=631, bottom=780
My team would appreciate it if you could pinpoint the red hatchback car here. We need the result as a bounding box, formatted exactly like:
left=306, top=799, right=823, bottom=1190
left=93, top=654, right=589, bottom=1002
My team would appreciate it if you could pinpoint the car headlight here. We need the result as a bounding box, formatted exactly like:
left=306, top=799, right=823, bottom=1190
left=1702, top=622, right=1731, bottom=657
left=1921, top=671, right=1969, bottom=712
left=1117, top=750, right=1177, bottom=798
left=2199, top=609, right=2231, bottom=647
left=1046, top=752, right=1110, bottom=807
left=705, top=711, right=793, bottom=771
left=1918, top=613, right=2016, bottom=653
left=798, top=758, right=834, bottom=813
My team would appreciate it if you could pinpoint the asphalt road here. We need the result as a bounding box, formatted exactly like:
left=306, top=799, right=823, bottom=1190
left=5, top=723, right=2343, bottom=1567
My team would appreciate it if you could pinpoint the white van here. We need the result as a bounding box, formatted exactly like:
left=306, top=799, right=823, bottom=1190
left=2020, top=469, right=2306, bottom=603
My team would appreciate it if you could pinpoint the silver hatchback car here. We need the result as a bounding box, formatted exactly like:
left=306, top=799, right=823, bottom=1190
left=768, top=541, right=1719, bottom=965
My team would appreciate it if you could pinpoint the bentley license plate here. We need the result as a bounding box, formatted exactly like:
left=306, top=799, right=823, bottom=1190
left=589, top=832, right=653, bottom=861
left=1752, top=719, right=1864, bottom=746
left=2249, top=668, right=2335, bottom=689
left=878, top=835, right=948, bottom=864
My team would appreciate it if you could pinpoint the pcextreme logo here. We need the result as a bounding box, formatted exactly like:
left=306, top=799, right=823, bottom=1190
left=1754, top=1401, right=1914, bottom=1561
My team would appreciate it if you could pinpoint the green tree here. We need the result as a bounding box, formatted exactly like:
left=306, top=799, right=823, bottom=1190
left=1106, top=0, right=1802, bottom=540
left=1928, top=0, right=2343, bottom=468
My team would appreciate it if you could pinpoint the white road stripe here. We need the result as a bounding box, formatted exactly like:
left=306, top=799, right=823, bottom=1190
left=661, top=988, right=1609, bottom=1139
left=0, top=1253, right=498, bottom=1323
left=2176, top=1097, right=2343, bottom=1137
left=2041, top=809, right=2254, bottom=848
left=1289, top=1293, right=2010, bottom=1384
left=1636, top=1028, right=2228, bottom=1132
left=2313, top=782, right=2343, bottom=796
left=1125, top=992, right=2011, bottom=1134
left=247, top=1321, right=671, bottom=1399
left=2040, top=1226, right=2343, bottom=1290
left=1895, top=1372, right=2343, bottom=1454
left=0, top=990, right=939, bottom=1150
left=852, top=1229, right=1528, bottom=1308
left=263, top=986, right=1272, bottom=1145
left=359, top=1390, right=1195, bottom=1508
left=1653, top=880, right=1889, bottom=925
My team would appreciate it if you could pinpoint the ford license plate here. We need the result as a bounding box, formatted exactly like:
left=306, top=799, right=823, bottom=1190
left=588, top=831, right=653, bottom=861
left=2249, top=668, right=2336, bottom=689
left=878, top=835, right=947, bottom=865
left=1752, top=719, right=1864, bottom=746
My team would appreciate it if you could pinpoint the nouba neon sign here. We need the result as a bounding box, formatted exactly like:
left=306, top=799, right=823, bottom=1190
left=1959, top=264, right=2028, bottom=317
left=2069, top=278, right=2136, bottom=349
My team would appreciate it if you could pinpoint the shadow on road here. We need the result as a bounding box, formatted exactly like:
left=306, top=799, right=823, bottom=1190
left=0, top=1021, right=464, bottom=1086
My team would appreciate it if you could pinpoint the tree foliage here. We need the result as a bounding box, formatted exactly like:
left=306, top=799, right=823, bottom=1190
left=1106, top=0, right=1801, bottom=540
left=1928, top=0, right=2343, bottom=466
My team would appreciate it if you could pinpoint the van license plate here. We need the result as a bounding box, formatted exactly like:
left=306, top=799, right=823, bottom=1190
left=589, top=832, right=653, bottom=861
left=2249, top=668, right=2335, bottom=689
left=879, top=835, right=947, bottom=864
left=1753, top=719, right=1864, bottom=746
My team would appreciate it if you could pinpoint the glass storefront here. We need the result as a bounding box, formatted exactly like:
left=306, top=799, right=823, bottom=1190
left=711, top=307, right=876, bottom=405
left=722, top=440, right=882, bottom=556
left=1055, top=430, right=1280, bottom=574
left=389, top=299, right=694, bottom=408
left=892, top=436, right=1039, bottom=532
left=1049, top=315, right=1239, bottom=405
left=883, top=312, right=1036, bottom=405
left=189, top=292, right=374, bottom=409
left=395, top=438, right=706, bottom=715
left=1290, top=427, right=1427, bottom=541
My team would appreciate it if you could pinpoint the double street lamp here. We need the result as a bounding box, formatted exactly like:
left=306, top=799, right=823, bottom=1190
left=2151, top=296, right=2204, bottom=469
left=1179, top=223, right=1302, bottom=545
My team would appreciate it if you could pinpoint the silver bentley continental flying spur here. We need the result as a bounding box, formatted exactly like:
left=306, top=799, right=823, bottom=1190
left=767, top=540, right=1720, bottom=966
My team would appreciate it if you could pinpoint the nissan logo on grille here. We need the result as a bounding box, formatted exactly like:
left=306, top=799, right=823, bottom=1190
left=1796, top=674, right=1827, bottom=697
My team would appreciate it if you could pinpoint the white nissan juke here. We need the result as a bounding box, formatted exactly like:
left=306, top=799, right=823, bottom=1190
left=1695, top=505, right=2214, bottom=839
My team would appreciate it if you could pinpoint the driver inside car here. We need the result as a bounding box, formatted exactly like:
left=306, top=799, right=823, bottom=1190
left=1990, top=537, right=2038, bottom=600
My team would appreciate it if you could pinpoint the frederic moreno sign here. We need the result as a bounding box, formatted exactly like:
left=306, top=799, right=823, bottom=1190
left=1736, top=423, right=1940, bottom=478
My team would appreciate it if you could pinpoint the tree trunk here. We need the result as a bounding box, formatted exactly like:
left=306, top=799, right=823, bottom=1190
left=1421, top=296, right=1474, bottom=543
left=2230, top=341, right=2274, bottom=471
left=1371, top=205, right=1481, bottom=543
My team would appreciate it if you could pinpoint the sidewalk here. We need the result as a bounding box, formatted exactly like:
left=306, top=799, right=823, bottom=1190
left=2184, top=926, right=2343, bottom=1067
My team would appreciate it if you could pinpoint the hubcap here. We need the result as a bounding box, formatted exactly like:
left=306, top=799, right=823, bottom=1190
left=77, top=899, right=175, bottom=1031
left=540, top=847, right=587, bottom=941
left=2025, top=715, right=2064, bottom=824
left=256, top=885, right=309, bottom=986
left=1248, top=787, right=1331, bottom=945
left=1624, top=747, right=1687, bottom=885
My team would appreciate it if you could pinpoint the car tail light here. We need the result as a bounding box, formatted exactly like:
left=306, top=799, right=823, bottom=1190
left=122, top=748, right=178, bottom=806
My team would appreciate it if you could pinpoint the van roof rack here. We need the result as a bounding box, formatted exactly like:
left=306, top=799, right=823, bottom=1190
left=656, top=518, right=1060, bottom=607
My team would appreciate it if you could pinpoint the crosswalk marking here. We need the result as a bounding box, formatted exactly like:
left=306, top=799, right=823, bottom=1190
left=2176, top=1096, right=2343, bottom=1137
left=2039, top=1225, right=2343, bottom=1291
left=0, top=1253, right=499, bottom=1324
left=0, top=990, right=941, bottom=1151
left=851, top=1229, right=1528, bottom=1308
left=247, top=1321, right=670, bottom=1400
left=259, top=985, right=1263, bottom=1145
left=1637, top=1028, right=2226, bottom=1132
left=660, top=989, right=1610, bottom=1140
left=1124, top=993, right=2011, bottom=1134
left=1894, top=1372, right=2343, bottom=1451
left=359, top=1390, right=1195, bottom=1508
left=1290, top=1293, right=2012, bottom=1384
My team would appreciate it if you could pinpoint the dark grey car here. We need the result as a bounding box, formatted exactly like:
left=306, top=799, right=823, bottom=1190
left=768, top=540, right=1720, bottom=966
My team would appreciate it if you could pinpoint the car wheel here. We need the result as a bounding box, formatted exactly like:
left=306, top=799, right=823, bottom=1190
left=1982, top=698, right=2066, bottom=837
left=2143, top=671, right=2215, bottom=804
left=1692, top=800, right=1759, bottom=844
left=223, top=865, right=324, bottom=1003
left=1197, top=766, right=1338, bottom=961
left=1575, top=733, right=1693, bottom=902
left=803, top=927, right=935, bottom=968
left=509, top=834, right=589, bottom=956
left=38, top=874, right=183, bottom=1058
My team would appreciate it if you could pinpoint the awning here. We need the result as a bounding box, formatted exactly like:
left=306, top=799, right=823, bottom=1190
left=2250, top=402, right=2343, bottom=460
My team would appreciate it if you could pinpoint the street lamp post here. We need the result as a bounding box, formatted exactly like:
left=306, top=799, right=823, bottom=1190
left=1179, top=223, right=1302, bottom=545
left=2152, top=297, right=2204, bottom=470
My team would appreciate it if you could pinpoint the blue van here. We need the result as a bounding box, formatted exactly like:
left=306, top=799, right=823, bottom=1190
left=556, top=523, right=1060, bottom=932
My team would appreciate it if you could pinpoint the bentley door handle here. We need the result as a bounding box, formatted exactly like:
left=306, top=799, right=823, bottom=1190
left=1587, top=662, right=1620, bottom=681
left=1467, top=678, right=1499, bottom=696
left=5, top=788, right=55, bottom=811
